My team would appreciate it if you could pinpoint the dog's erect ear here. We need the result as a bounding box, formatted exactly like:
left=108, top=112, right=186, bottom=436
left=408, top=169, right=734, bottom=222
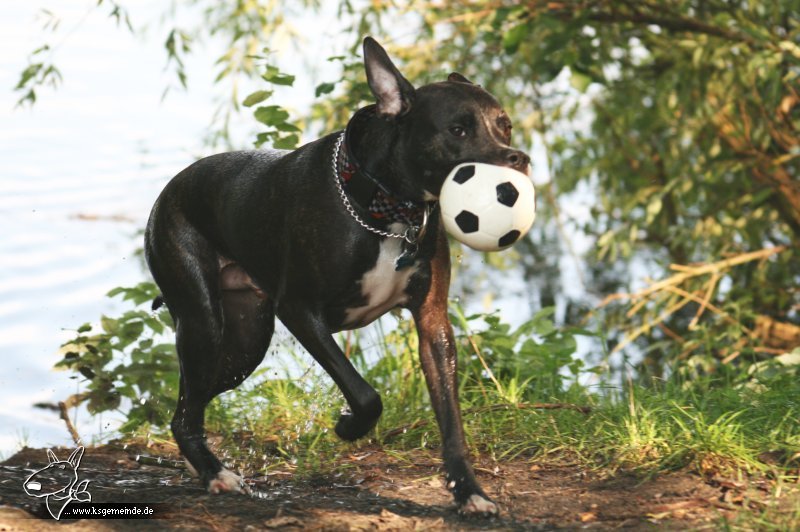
left=363, top=37, right=415, bottom=118
left=47, top=449, right=58, bottom=464
left=447, top=72, right=473, bottom=84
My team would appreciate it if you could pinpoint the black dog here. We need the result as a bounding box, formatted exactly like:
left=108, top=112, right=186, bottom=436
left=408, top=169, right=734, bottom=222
left=144, top=37, right=529, bottom=515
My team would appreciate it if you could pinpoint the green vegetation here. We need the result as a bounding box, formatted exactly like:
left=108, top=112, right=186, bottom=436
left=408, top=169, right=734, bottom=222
left=311, top=0, right=800, bottom=378
left=56, top=283, right=177, bottom=432
left=56, top=285, right=800, bottom=503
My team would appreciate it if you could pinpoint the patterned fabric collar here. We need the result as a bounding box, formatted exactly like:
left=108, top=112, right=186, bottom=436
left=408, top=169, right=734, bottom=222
left=336, top=138, right=426, bottom=228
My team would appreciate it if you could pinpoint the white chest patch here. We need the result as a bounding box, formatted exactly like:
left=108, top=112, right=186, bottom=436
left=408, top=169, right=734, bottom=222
left=343, top=232, right=418, bottom=329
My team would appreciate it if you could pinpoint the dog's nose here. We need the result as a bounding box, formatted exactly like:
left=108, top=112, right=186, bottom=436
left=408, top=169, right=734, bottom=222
left=504, top=149, right=531, bottom=173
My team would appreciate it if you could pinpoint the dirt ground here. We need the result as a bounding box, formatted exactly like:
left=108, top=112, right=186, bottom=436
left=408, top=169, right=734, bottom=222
left=0, top=442, right=788, bottom=530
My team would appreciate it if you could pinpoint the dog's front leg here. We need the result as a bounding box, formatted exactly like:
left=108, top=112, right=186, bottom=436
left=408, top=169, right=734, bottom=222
left=411, top=240, right=498, bottom=516
left=278, top=304, right=383, bottom=441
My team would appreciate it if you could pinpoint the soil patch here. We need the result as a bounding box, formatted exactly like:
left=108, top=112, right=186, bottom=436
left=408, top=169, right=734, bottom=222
left=0, top=443, right=785, bottom=530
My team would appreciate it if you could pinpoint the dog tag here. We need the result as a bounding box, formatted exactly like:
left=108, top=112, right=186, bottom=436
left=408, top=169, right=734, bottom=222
left=395, top=242, right=418, bottom=270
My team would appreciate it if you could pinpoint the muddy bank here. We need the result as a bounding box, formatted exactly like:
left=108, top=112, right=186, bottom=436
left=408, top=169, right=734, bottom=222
left=0, top=443, right=785, bottom=530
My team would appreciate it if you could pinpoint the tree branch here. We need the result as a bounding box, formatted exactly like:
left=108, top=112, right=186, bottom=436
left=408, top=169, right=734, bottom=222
left=531, top=1, right=760, bottom=47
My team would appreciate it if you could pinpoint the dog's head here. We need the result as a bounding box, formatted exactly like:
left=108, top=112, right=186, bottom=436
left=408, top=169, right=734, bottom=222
left=361, top=37, right=530, bottom=201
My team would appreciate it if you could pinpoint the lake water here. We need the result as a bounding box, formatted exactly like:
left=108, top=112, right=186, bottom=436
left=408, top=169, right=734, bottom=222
left=0, top=1, right=300, bottom=455
left=1, top=7, right=188, bottom=455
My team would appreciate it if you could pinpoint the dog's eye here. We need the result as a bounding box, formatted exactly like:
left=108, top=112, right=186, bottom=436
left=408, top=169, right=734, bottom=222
left=449, top=126, right=466, bottom=138
left=498, top=115, right=513, bottom=138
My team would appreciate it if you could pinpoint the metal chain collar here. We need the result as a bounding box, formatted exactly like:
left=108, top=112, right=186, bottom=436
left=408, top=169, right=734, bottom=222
left=331, top=131, right=429, bottom=244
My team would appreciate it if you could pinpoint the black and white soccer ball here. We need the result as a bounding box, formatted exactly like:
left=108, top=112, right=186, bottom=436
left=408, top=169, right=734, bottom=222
left=440, top=163, right=536, bottom=252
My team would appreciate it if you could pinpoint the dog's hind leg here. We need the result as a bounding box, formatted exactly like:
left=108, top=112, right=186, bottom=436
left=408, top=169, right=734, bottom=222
left=203, top=289, right=275, bottom=494
left=146, top=226, right=274, bottom=494
left=164, top=274, right=234, bottom=491
left=171, top=292, right=274, bottom=494
left=211, top=288, right=275, bottom=398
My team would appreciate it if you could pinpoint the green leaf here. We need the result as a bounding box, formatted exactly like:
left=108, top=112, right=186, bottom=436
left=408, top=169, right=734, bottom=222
left=254, top=105, right=289, bottom=126
left=15, top=63, right=43, bottom=90
left=275, top=121, right=301, bottom=133
left=570, top=70, right=592, bottom=93
left=243, top=90, right=273, bottom=107
left=15, top=89, right=36, bottom=107
left=87, top=388, right=120, bottom=414
left=144, top=317, right=164, bottom=334
left=564, top=327, right=597, bottom=337
left=274, top=134, right=299, bottom=149
left=106, top=287, right=125, bottom=298
left=262, top=66, right=295, bottom=86
left=502, top=22, right=529, bottom=54
left=101, top=316, right=119, bottom=335
left=531, top=318, right=556, bottom=337
left=645, top=196, right=663, bottom=224
left=315, top=82, right=336, bottom=97
left=122, top=320, right=145, bottom=339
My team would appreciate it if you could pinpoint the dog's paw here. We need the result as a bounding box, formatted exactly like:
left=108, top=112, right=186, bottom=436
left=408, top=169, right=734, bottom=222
left=335, top=413, right=378, bottom=441
left=208, top=469, right=250, bottom=495
left=459, top=494, right=498, bottom=517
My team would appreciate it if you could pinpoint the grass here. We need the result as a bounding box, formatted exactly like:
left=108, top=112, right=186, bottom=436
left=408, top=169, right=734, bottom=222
left=198, top=312, right=800, bottom=484
left=194, top=345, right=799, bottom=529
left=57, top=293, right=800, bottom=527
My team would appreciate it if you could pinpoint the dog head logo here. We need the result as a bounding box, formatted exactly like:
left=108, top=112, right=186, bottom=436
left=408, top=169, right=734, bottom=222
left=23, top=446, right=91, bottom=520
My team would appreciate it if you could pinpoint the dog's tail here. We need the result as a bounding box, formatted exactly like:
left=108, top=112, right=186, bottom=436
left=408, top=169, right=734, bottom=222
left=151, top=295, right=165, bottom=311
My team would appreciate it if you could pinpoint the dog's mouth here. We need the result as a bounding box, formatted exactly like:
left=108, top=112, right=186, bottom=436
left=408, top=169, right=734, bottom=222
left=424, top=158, right=531, bottom=202
left=498, top=160, right=532, bottom=177
left=460, top=156, right=532, bottom=175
